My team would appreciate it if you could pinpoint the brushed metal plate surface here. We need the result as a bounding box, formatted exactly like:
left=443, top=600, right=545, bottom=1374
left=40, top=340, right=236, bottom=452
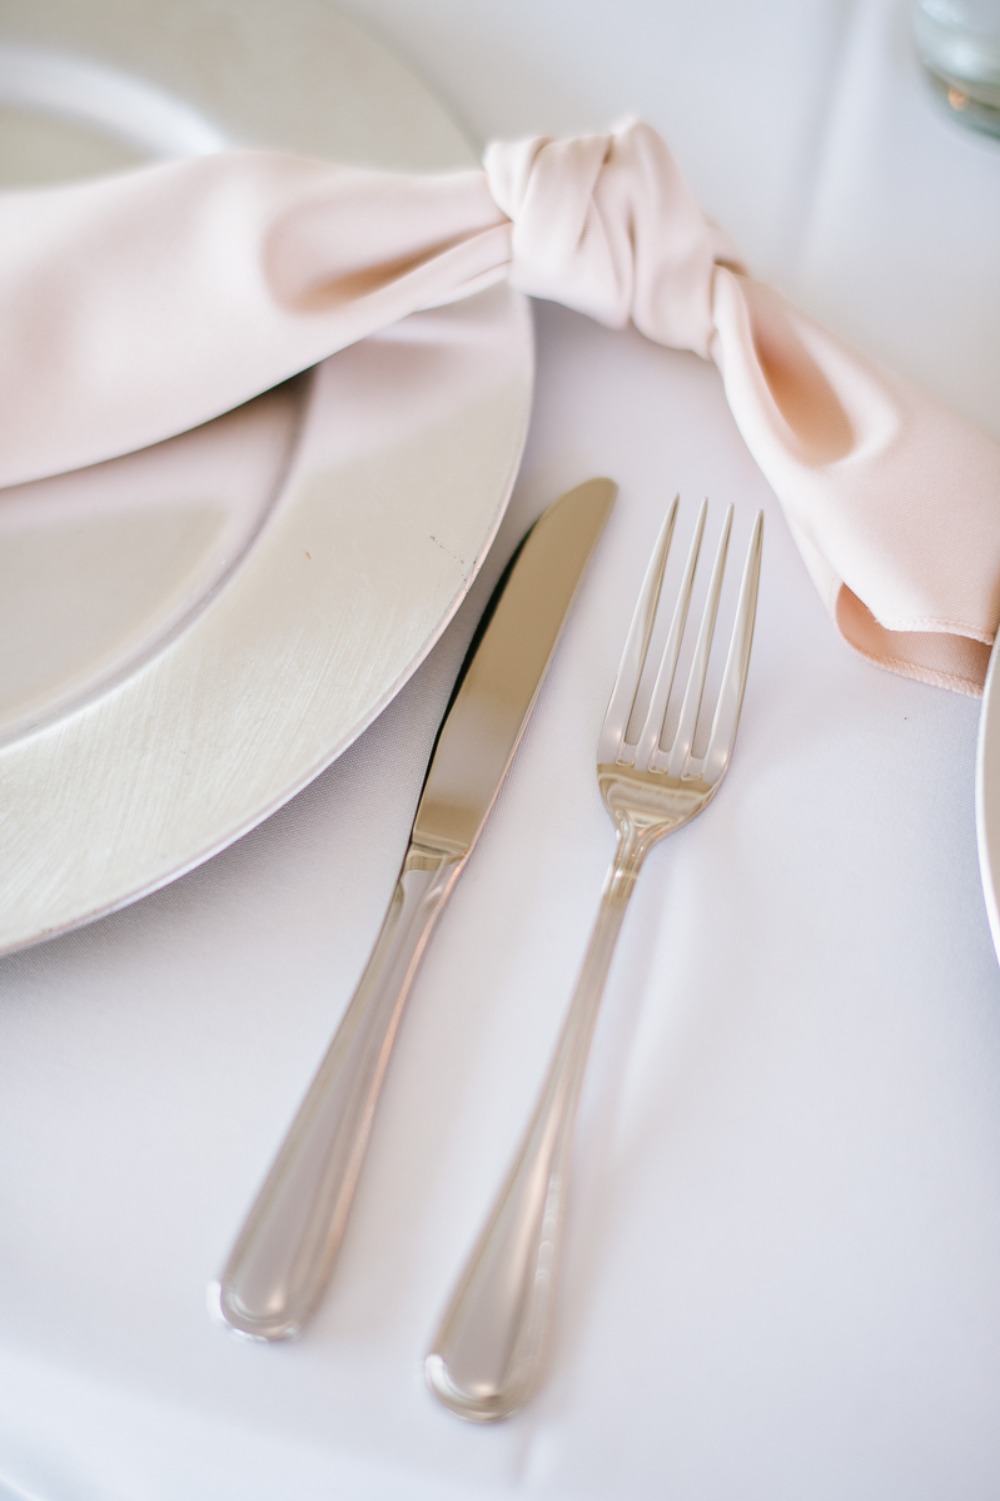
left=0, top=0, right=533, bottom=953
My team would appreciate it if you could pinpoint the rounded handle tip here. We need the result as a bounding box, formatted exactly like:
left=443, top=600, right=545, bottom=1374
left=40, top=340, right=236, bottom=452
left=424, top=1351, right=528, bottom=1424
left=209, top=1278, right=303, bottom=1343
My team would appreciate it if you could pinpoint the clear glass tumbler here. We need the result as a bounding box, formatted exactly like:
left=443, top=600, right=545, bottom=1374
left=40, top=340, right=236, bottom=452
left=914, top=0, right=1000, bottom=136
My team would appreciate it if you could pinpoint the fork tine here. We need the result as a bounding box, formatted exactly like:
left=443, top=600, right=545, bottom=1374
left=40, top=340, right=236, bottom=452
left=634, top=499, right=708, bottom=769
left=701, top=510, right=763, bottom=782
left=597, top=496, right=678, bottom=765
left=661, top=505, right=734, bottom=778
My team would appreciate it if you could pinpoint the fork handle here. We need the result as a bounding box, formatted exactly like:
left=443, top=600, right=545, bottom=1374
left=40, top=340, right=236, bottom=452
left=425, top=828, right=647, bottom=1422
left=213, top=840, right=462, bottom=1341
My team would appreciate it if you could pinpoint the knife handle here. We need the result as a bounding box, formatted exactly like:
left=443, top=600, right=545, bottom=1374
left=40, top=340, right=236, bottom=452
left=213, top=841, right=462, bottom=1341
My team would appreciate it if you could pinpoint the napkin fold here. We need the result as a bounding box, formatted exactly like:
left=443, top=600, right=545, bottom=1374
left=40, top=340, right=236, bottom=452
left=2, top=119, right=997, bottom=692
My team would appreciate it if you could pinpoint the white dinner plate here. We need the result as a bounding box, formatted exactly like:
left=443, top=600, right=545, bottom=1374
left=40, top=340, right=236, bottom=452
left=977, top=637, right=1000, bottom=964
left=0, top=0, right=533, bottom=955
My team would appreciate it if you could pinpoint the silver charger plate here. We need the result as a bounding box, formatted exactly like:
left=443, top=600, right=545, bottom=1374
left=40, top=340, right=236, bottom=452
left=977, top=637, right=1000, bottom=964
left=0, top=0, right=533, bottom=954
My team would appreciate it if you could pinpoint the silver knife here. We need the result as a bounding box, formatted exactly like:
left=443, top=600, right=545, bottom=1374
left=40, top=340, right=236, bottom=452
left=212, top=477, right=617, bottom=1341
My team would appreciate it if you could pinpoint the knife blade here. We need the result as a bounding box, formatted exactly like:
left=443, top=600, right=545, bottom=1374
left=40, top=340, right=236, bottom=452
left=213, top=477, right=617, bottom=1341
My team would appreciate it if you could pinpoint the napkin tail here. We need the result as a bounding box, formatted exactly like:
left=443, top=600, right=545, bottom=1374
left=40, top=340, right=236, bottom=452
left=709, top=269, right=1000, bottom=694
left=0, top=152, right=513, bottom=491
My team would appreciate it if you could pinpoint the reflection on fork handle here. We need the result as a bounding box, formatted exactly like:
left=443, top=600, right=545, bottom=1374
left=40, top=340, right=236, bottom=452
left=425, top=825, right=648, bottom=1423
left=213, top=842, right=461, bottom=1343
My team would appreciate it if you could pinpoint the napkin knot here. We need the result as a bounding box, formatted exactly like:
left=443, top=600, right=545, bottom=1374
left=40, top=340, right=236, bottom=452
left=484, top=118, right=741, bottom=360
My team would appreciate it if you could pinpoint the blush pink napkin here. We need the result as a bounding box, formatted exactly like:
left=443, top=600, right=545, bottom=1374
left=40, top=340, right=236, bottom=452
left=2, top=119, right=997, bottom=692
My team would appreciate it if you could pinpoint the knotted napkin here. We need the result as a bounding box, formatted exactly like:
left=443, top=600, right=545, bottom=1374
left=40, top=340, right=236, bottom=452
left=2, top=119, right=997, bottom=692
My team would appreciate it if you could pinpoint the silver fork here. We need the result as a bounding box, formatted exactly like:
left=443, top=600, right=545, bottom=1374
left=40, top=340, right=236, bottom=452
left=425, top=499, right=763, bottom=1423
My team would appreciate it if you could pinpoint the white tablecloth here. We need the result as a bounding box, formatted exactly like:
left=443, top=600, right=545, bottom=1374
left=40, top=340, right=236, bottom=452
left=2, top=1, right=999, bottom=1497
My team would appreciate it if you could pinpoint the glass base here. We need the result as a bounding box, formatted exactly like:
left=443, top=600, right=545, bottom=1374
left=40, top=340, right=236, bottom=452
left=914, top=2, right=1000, bottom=138
left=922, top=63, right=1000, bottom=136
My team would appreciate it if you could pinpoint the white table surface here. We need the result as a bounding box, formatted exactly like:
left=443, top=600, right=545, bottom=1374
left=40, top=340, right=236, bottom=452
left=2, top=1, right=1000, bottom=1497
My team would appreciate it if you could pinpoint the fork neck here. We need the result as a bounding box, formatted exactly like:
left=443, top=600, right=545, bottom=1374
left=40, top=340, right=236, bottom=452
left=599, top=778, right=669, bottom=870
left=606, top=817, right=655, bottom=894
